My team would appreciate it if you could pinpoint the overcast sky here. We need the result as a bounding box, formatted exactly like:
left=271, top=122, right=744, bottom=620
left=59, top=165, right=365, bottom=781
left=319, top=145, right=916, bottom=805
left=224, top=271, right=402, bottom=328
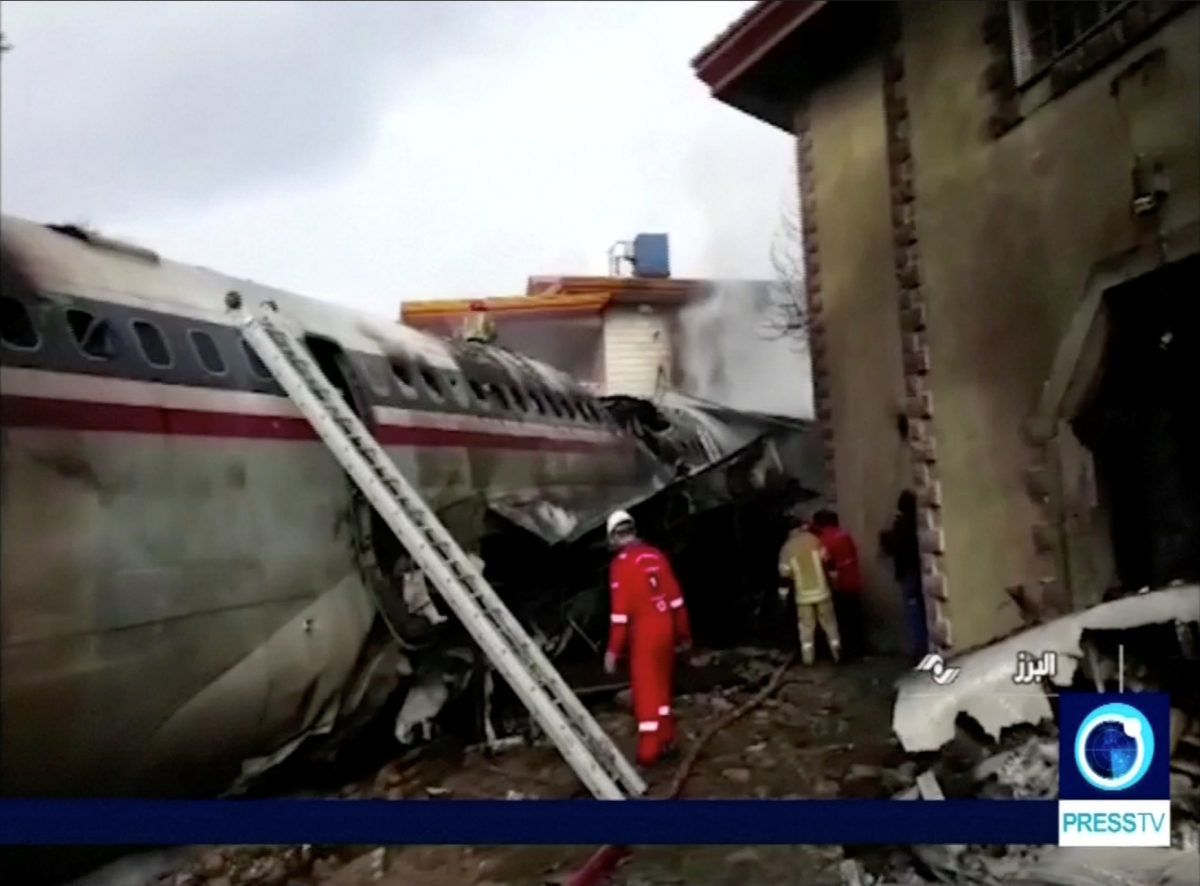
left=1, top=1, right=792, bottom=317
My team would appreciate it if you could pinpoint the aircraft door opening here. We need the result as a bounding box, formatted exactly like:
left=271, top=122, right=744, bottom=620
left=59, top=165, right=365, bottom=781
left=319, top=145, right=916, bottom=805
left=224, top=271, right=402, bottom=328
left=301, top=334, right=448, bottom=648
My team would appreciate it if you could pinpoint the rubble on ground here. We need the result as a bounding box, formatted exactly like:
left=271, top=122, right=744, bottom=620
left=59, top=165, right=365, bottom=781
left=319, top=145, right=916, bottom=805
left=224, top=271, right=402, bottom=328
left=138, top=652, right=899, bottom=886
left=130, top=588, right=1200, bottom=886
left=875, top=586, right=1200, bottom=886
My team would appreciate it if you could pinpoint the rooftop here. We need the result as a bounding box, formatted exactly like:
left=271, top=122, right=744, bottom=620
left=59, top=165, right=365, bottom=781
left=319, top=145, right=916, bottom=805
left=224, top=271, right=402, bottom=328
left=691, top=0, right=886, bottom=131
left=401, top=276, right=713, bottom=322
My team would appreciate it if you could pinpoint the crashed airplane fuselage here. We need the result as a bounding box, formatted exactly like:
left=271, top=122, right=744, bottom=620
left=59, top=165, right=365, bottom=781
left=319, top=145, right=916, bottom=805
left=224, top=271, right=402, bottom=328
left=0, top=215, right=814, bottom=798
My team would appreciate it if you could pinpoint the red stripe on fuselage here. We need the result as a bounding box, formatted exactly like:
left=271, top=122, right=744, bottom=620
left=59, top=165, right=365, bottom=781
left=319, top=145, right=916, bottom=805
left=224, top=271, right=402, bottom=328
left=0, top=395, right=614, bottom=452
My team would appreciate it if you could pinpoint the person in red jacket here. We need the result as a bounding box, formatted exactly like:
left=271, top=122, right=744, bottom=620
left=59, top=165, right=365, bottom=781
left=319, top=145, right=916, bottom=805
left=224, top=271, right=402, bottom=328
left=812, top=509, right=865, bottom=658
left=603, top=509, right=692, bottom=766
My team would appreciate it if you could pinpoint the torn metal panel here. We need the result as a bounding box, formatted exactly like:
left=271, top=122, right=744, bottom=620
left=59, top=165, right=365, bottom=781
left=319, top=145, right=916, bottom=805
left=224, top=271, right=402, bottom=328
left=488, top=495, right=590, bottom=544
left=893, top=584, right=1200, bottom=752
left=484, top=391, right=820, bottom=546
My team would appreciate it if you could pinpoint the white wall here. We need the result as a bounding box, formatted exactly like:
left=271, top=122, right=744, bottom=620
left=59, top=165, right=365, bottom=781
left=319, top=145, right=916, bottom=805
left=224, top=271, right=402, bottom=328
left=602, top=306, right=672, bottom=397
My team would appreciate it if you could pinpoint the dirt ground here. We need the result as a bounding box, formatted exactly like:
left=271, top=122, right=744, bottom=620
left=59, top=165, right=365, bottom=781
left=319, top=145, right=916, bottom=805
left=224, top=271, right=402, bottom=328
left=156, top=651, right=911, bottom=886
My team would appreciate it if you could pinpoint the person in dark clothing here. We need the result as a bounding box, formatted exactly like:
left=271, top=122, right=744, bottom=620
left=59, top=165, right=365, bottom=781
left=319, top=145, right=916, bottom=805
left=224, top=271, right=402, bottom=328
left=880, top=490, right=927, bottom=658
left=812, top=509, right=865, bottom=658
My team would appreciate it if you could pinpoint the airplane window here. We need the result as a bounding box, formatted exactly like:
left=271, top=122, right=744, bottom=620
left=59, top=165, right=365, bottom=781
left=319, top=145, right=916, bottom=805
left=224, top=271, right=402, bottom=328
left=528, top=389, right=548, bottom=415
left=507, top=384, right=528, bottom=413
left=491, top=383, right=513, bottom=411
left=391, top=359, right=418, bottom=398
left=357, top=357, right=391, bottom=398
left=241, top=340, right=272, bottom=381
left=188, top=329, right=226, bottom=375
left=444, top=371, right=471, bottom=407
left=562, top=396, right=580, bottom=420
left=469, top=378, right=492, bottom=408
left=0, top=296, right=39, bottom=349
left=132, top=320, right=172, bottom=368
left=67, top=308, right=120, bottom=360
left=546, top=392, right=566, bottom=418
left=419, top=365, right=444, bottom=401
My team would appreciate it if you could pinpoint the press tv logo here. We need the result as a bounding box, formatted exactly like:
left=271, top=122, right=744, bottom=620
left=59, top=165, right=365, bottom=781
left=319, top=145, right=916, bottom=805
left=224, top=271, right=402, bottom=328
left=1058, top=692, right=1171, bottom=847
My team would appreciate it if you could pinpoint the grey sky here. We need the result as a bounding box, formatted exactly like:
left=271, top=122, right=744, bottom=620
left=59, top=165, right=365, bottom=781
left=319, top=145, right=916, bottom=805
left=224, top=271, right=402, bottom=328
left=1, top=1, right=793, bottom=317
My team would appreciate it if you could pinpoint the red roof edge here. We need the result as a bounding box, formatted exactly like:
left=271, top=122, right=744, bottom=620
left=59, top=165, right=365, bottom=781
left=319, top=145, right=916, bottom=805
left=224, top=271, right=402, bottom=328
left=692, top=0, right=827, bottom=98
left=690, top=1, right=777, bottom=68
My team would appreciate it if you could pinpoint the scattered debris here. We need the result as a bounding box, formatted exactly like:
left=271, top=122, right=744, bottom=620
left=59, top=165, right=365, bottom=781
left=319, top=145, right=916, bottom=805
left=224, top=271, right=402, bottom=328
left=973, top=735, right=1058, bottom=799
left=839, top=858, right=868, bottom=886
left=913, top=770, right=944, bottom=801
left=721, top=767, right=752, bottom=784
left=882, top=585, right=1200, bottom=886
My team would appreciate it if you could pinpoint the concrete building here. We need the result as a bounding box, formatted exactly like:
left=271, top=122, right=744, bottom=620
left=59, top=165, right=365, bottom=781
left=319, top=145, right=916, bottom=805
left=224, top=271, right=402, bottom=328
left=693, top=1, right=1200, bottom=652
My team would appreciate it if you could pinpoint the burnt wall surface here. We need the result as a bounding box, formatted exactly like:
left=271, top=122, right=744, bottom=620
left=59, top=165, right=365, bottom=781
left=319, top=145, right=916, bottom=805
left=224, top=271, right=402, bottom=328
left=790, top=1, right=1200, bottom=652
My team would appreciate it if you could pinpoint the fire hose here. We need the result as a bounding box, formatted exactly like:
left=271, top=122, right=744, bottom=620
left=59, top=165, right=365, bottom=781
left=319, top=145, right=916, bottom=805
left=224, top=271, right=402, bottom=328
left=565, top=652, right=797, bottom=886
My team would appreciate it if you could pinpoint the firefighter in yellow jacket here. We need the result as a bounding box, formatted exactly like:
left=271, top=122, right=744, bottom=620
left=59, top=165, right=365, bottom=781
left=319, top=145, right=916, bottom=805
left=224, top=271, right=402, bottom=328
left=778, top=513, right=842, bottom=665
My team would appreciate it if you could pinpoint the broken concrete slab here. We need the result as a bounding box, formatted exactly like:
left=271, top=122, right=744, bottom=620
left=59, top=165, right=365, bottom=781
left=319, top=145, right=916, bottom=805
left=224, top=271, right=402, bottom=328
left=893, top=584, right=1199, bottom=752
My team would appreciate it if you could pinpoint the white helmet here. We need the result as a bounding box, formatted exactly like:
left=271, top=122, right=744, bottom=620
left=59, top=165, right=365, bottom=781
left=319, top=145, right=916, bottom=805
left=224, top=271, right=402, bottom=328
left=606, top=510, right=635, bottom=540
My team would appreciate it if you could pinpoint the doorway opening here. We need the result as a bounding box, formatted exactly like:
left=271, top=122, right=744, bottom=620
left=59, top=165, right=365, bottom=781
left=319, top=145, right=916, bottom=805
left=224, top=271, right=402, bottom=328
left=1071, top=254, right=1200, bottom=591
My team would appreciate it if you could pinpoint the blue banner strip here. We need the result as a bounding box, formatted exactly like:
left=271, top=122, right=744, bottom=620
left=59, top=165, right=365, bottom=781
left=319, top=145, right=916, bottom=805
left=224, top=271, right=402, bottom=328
left=0, top=799, right=1059, bottom=845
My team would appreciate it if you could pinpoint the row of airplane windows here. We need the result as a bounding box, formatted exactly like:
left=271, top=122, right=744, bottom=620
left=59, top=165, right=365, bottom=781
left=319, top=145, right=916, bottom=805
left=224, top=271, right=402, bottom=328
left=1, top=295, right=280, bottom=382
left=0, top=296, right=611, bottom=426
left=386, top=356, right=609, bottom=425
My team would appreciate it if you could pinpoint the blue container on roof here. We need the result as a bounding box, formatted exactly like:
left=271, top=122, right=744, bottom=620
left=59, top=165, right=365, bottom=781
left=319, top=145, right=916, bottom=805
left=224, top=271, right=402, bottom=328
left=632, top=234, right=670, bottom=278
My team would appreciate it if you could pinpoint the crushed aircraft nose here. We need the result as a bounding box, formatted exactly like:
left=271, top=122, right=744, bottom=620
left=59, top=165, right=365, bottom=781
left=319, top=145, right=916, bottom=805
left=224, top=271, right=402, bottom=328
left=893, top=583, right=1200, bottom=752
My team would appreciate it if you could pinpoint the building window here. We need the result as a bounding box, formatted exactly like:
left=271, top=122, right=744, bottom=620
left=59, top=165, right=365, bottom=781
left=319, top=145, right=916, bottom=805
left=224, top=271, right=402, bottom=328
left=132, top=320, right=172, bottom=368
left=1009, top=1, right=1135, bottom=85
left=188, top=329, right=227, bottom=375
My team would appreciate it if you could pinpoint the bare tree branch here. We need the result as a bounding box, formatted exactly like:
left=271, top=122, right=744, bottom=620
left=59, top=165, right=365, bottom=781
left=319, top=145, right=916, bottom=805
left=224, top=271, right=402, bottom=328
left=759, top=199, right=808, bottom=348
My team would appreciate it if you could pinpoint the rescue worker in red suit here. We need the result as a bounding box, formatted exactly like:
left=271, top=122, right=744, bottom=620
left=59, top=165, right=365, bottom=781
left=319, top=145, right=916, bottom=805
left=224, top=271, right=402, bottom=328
left=602, top=510, right=692, bottom=766
left=812, top=509, right=865, bottom=658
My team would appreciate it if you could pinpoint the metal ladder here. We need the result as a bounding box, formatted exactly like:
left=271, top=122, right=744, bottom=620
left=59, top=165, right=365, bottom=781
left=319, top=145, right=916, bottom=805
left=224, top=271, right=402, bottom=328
left=239, top=303, right=646, bottom=801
